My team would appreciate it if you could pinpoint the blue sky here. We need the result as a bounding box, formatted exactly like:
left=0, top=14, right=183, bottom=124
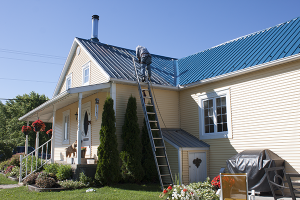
left=1, top=0, right=300, bottom=102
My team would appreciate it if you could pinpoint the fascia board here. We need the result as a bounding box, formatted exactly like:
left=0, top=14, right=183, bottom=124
left=109, top=78, right=179, bottom=91
left=164, top=137, right=179, bottom=150
left=180, top=53, right=300, bottom=90
left=75, top=38, right=110, bottom=80
left=68, top=82, right=111, bottom=94
left=53, top=39, right=78, bottom=97
left=19, top=91, right=69, bottom=121
left=181, top=147, right=210, bottom=151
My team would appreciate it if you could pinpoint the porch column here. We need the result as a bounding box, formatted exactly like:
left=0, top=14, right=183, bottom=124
left=25, top=120, right=29, bottom=155
left=51, top=105, right=56, bottom=163
left=76, top=93, right=82, bottom=164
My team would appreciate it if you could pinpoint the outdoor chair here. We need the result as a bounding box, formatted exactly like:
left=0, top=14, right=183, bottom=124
left=220, top=173, right=248, bottom=200
left=265, top=166, right=300, bottom=200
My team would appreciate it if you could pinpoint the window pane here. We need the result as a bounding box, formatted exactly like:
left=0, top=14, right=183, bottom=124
left=222, top=107, right=226, bottom=114
left=209, top=108, right=213, bottom=116
left=205, top=125, right=209, bottom=133
left=205, top=117, right=209, bottom=125
left=210, top=125, right=214, bottom=133
left=217, top=124, right=222, bottom=132
left=223, top=123, right=228, bottom=131
left=216, top=98, right=220, bottom=107
left=204, top=100, right=208, bottom=108
left=204, top=109, right=208, bottom=117
left=217, top=115, right=221, bottom=123
left=221, top=97, right=226, bottom=106
left=209, top=99, right=213, bottom=108
left=222, top=114, right=227, bottom=122
left=217, top=107, right=221, bottom=115
left=209, top=117, right=214, bottom=124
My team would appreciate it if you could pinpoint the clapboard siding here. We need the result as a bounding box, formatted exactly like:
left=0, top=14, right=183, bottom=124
left=165, top=142, right=178, bottom=181
left=53, top=91, right=107, bottom=161
left=180, top=60, right=300, bottom=178
left=115, top=84, right=179, bottom=151
left=58, top=45, right=109, bottom=94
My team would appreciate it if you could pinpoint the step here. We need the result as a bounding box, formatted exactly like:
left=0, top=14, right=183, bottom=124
left=156, top=156, right=166, bottom=158
left=143, top=96, right=152, bottom=99
left=160, top=174, right=171, bottom=176
left=147, top=112, right=156, bottom=115
left=158, top=165, right=168, bottom=167
left=149, top=120, right=157, bottom=123
left=155, top=146, right=165, bottom=149
left=145, top=104, right=153, bottom=106
left=142, top=89, right=148, bottom=91
left=153, top=137, right=162, bottom=139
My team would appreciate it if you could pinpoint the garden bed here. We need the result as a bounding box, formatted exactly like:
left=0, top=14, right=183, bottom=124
left=27, top=184, right=72, bottom=192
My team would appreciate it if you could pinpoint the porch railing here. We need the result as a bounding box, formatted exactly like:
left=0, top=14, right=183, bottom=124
left=19, top=138, right=52, bottom=183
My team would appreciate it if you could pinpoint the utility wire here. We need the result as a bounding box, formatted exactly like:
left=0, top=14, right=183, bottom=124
left=0, top=56, right=63, bottom=65
left=0, top=78, right=56, bottom=83
left=0, top=48, right=66, bottom=60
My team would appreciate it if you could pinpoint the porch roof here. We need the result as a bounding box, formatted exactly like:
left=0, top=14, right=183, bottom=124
left=19, top=82, right=111, bottom=122
left=162, top=128, right=210, bottom=149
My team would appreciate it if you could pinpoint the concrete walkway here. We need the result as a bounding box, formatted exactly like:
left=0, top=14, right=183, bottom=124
left=0, top=184, right=20, bottom=189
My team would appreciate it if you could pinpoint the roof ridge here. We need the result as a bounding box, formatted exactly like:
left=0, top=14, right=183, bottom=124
left=180, top=16, right=300, bottom=59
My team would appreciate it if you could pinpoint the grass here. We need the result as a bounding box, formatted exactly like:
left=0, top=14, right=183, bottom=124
left=0, top=183, right=162, bottom=200
left=0, top=174, right=18, bottom=185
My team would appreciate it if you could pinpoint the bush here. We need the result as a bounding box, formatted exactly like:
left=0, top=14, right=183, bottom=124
left=57, top=164, right=72, bottom=181
left=79, top=172, right=94, bottom=186
left=8, top=166, right=20, bottom=177
left=36, top=176, right=56, bottom=188
left=120, top=96, right=144, bottom=183
left=44, top=163, right=59, bottom=174
left=58, top=180, right=85, bottom=189
left=23, top=172, right=39, bottom=185
left=95, top=97, right=120, bottom=185
left=0, top=141, right=15, bottom=162
left=5, top=165, right=15, bottom=174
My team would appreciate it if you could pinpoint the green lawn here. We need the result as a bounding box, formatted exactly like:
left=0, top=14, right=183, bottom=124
left=0, top=183, right=162, bottom=200
left=0, top=174, right=18, bottom=185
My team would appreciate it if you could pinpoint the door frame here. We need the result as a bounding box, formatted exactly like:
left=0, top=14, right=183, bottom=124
left=81, top=101, right=91, bottom=156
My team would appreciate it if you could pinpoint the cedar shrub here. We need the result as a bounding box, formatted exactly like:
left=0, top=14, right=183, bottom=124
left=95, top=97, right=119, bottom=185
left=120, top=96, right=144, bottom=183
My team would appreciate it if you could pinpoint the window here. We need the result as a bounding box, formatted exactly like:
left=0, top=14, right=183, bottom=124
left=66, top=74, right=72, bottom=90
left=62, top=110, right=70, bottom=144
left=82, top=62, right=90, bottom=86
left=198, top=89, right=232, bottom=139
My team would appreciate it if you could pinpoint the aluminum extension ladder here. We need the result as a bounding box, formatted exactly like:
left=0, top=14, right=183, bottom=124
left=132, top=58, right=173, bottom=190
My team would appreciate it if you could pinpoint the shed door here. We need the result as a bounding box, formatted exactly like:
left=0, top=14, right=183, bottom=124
left=189, top=152, right=207, bottom=183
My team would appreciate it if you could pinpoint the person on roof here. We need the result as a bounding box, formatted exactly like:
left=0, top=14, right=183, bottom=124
left=135, top=45, right=152, bottom=82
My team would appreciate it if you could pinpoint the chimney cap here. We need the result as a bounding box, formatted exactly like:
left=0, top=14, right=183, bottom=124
left=92, top=15, right=99, bottom=20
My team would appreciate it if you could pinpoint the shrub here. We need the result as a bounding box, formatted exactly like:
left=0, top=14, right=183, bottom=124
left=8, top=166, right=20, bottom=177
left=79, top=172, right=94, bottom=186
left=57, top=164, right=72, bottom=181
left=58, top=180, right=85, bottom=189
left=120, top=96, right=144, bottom=183
left=23, top=172, right=39, bottom=185
left=0, top=160, right=9, bottom=171
left=36, top=176, right=56, bottom=188
left=95, top=97, right=120, bottom=185
left=44, top=163, right=59, bottom=174
left=0, top=141, right=15, bottom=162
left=5, top=165, right=15, bottom=174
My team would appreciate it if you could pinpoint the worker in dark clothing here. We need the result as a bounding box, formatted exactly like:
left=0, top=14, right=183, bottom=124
left=135, top=45, right=152, bottom=82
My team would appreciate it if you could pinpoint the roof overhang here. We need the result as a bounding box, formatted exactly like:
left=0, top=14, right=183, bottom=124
left=19, top=82, right=111, bottom=122
left=179, top=53, right=300, bottom=90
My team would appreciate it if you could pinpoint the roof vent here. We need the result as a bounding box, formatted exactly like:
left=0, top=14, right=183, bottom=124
left=91, top=15, right=99, bottom=42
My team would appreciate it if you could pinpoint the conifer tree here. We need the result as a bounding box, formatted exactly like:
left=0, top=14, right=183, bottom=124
left=141, top=101, right=159, bottom=183
left=120, top=96, right=144, bottom=183
left=95, top=96, right=119, bottom=185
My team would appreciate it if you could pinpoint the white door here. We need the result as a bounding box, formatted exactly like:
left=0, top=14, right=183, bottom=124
left=81, top=102, right=91, bottom=156
left=189, top=152, right=207, bottom=183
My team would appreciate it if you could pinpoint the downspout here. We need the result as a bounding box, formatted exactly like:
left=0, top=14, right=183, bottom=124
left=178, top=147, right=182, bottom=185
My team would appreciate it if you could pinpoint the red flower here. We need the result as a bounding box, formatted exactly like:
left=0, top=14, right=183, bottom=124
left=211, top=175, right=221, bottom=189
left=163, top=189, right=168, bottom=194
left=183, top=188, right=187, bottom=192
left=21, top=126, right=32, bottom=133
left=167, top=185, right=172, bottom=190
left=46, top=129, right=52, bottom=135
left=32, top=119, right=46, bottom=132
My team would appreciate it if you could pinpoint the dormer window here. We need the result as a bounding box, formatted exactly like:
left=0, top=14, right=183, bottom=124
left=66, top=74, right=72, bottom=90
left=82, top=62, right=90, bottom=86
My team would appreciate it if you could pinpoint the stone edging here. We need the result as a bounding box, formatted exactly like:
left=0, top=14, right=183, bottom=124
left=27, top=184, right=71, bottom=192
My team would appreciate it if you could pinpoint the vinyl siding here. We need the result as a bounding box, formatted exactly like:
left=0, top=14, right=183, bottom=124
left=58, top=46, right=109, bottom=94
left=181, top=150, right=209, bottom=185
left=53, top=92, right=107, bottom=161
left=179, top=59, right=300, bottom=178
left=165, top=142, right=178, bottom=181
left=115, top=84, right=180, bottom=151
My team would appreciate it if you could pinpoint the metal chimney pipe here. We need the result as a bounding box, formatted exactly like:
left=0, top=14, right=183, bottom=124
left=91, top=15, right=99, bottom=42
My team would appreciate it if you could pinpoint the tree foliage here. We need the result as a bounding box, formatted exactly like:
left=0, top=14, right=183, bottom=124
left=141, top=101, right=159, bottom=183
left=95, top=96, right=119, bottom=185
left=120, top=96, right=144, bottom=183
left=0, top=92, right=50, bottom=161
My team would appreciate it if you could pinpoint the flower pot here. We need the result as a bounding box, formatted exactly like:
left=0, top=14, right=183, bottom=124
left=33, top=126, right=40, bottom=132
left=81, top=150, right=86, bottom=158
left=23, top=131, right=28, bottom=136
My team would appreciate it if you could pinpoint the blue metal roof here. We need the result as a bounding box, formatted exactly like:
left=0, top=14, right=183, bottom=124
left=178, top=16, right=300, bottom=85
left=162, top=129, right=210, bottom=148
left=77, top=38, right=177, bottom=86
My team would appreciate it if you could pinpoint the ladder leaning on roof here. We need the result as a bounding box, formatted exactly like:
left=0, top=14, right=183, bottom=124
left=132, top=58, right=173, bottom=190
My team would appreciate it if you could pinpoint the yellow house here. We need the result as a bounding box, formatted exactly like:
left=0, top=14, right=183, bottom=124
left=19, top=15, right=300, bottom=185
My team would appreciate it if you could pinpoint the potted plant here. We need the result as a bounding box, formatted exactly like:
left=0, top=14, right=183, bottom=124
left=46, top=129, right=53, bottom=139
left=22, top=126, right=32, bottom=136
left=32, top=119, right=46, bottom=132
left=81, top=147, right=86, bottom=158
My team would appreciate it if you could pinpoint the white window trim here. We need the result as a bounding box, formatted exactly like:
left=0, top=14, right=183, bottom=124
left=66, top=73, right=72, bottom=90
left=198, top=88, right=232, bottom=140
left=82, top=62, right=90, bottom=86
left=62, top=110, right=70, bottom=145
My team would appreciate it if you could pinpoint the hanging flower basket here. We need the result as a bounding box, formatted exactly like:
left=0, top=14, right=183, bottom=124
left=46, top=129, right=53, bottom=138
left=21, top=126, right=32, bottom=136
left=32, top=119, right=46, bottom=132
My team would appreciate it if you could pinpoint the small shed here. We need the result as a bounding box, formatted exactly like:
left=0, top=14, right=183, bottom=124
left=162, top=129, right=210, bottom=185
